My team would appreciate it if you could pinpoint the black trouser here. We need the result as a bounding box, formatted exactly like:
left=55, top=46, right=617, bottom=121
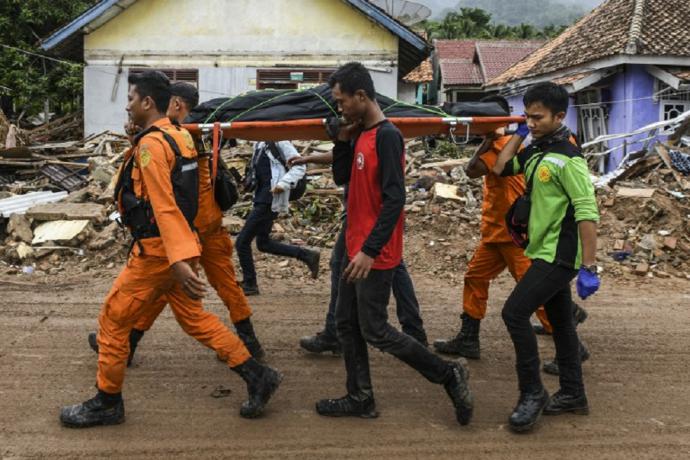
left=501, top=258, right=584, bottom=396
left=335, top=258, right=450, bottom=401
left=324, top=224, right=427, bottom=342
left=236, top=202, right=305, bottom=284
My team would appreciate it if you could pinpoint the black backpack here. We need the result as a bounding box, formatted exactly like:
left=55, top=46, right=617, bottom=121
left=244, top=142, right=307, bottom=201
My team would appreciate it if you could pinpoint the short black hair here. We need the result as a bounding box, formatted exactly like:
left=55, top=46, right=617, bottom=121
left=523, top=82, right=569, bottom=115
left=480, top=94, right=510, bottom=114
left=128, top=70, right=171, bottom=113
left=328, top=62, right=376, bottom=99
left=170, top=82, right=199, bottom=109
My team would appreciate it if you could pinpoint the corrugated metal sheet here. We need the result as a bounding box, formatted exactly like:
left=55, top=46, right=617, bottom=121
left=32, top=220, right=90, bottom=244
left=0, top=191, right=68, bottom=218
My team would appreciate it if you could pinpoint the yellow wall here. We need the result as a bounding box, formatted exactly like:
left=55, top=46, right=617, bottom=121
left=85, top=0, right=398, bottom=65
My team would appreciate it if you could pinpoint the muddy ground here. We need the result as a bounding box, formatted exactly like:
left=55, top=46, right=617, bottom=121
left=1, top=253, right=690, bottom=459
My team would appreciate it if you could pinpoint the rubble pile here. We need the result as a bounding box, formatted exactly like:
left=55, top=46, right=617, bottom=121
left=1, top=117, right=688, bottom=283
left=595, top=143, right=690, bottom=280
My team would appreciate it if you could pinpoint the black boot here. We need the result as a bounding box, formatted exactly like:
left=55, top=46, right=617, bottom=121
left=234, top=318, right=265, bottom=360
left=543, top=390, right=589, bottom=415
left=60, top=390, right=125, bottom=428
left=433, top=313, right=480, bottom=359
left=299, top=330, right=342, bottom=355
left=302, top=249, right=321, bottom=279
left=443, top=361, right=474, bottom=425
left=543, top=341, right=590, bottom=376
left=127, top=329, right=145, bottom=367
left=315, top=395, right=378, bottom=418
left=241, top=280, right=260, bottom=296
left=232, top=358, right=282, bottom=418
left=88, top=332, right=98, bottom=353
left=508, top=388, right=549, bottom=433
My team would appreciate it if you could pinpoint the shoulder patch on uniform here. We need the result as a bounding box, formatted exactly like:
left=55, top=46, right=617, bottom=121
left=537, top=164, right=552, bottom=183
left=139, top=146, right=152, bottom=168
left=181, top=130, right=195, bottom=151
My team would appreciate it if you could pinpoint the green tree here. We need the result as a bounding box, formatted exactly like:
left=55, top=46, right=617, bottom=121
left=0, top=0, right=96, bottom=120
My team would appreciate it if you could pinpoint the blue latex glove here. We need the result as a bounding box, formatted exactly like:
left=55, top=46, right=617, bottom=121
left=576, top=267, right=600, bottom=300
left=515, top=120, right=529, bottom=138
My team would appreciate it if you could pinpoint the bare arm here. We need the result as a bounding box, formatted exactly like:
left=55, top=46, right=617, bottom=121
left=492, top=134, right=524, bottom=176
left=578, top=221, right=598, bottom=267
left=288, top=151, right=334, bottom=166
left=465, top=137, right=493, bottom=179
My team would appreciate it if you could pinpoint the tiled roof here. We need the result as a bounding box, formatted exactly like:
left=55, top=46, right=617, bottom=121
left=403, top=58, right=433, bottom=83
left=435, top=39, right=542, bottom=87
left=440, top=60, right=483, bottom=85
left=489, top=0, right=690, bottom=87
left=475, top=41, right=544, bottom=81
left=666, top=68, right=690, bottom=82
left=552, top=72, right=594, bottom=85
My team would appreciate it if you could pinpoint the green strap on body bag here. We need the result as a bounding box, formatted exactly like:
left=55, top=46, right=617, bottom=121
left=505, top=152, right=547, bottom=248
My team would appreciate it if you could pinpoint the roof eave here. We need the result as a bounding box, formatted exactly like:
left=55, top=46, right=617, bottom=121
left=487, top=54, right=690, bottom=92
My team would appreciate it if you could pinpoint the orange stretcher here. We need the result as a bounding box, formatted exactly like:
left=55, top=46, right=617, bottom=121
left=183, top=116, right=524, bottom=143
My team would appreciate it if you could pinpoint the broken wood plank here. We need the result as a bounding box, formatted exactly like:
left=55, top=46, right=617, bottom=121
left=656, top=144, right=690, bottom=190
left=421, top=158, right=467, bottom=173
left=616, top=187, right=656, bottom=198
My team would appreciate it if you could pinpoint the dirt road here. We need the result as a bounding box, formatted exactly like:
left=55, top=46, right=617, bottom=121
left=1, top=264, right=690, bottom=459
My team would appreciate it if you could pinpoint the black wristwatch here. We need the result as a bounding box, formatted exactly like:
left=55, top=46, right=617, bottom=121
left=581, top=264, right=598, bottom=274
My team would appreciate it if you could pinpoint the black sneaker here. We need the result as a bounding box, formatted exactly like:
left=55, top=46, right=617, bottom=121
left=60, top=391, right=125, bottom=428
left=315, top=395, right=378, bottom=418
left=88, top=332, right=98, bottom=353
left=303, top=249, right=321, bottom=279
left=299, top=331, right=342, bottom=355
left=443, top=361, right=473, bottom=425
left=508, top=388, right=549, bottom=433
left=543, top=390, right=589, bottom=415
left=543, top=341, right=590, bottom=376
left=532, top=323, right=550, bottom=335
left=241, top=281, right=260, bottom=296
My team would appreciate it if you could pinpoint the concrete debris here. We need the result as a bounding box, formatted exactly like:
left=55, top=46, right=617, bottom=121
left=6, top=214, right=33, bottom=243
left=26, top=202, right=105, bottom=222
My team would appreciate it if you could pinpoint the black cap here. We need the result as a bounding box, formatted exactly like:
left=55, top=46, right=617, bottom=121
left=170, top=82, right=199, bottom=108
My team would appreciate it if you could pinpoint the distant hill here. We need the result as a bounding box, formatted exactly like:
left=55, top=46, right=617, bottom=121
left=419, top=0, right=604, bottom=26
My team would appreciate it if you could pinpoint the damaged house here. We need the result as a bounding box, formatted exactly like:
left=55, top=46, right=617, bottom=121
left=485, top=0, right=690, bottom=171
left=41, top=0, right=431, bottom=135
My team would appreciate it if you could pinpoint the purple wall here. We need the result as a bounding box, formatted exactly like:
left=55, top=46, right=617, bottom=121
left=606, top=65, right=660, bottom=169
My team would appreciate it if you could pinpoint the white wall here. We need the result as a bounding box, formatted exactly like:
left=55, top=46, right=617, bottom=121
left=84, top=65, right=129, bottom=135
left=84, top=65, right=400, bottom=135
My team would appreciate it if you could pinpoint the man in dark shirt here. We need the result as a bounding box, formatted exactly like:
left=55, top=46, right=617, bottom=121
left=314, top=62, right=473, bottom=426
left=235, top=140, right=320, bottom=295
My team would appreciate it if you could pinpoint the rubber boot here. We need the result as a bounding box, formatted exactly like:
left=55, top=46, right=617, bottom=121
left=60, top=390, right=125, bottom=428
left=234, top=318, right=265, bottom=360
left=232, top=358, right=282, bottom=418
left=433, top=313, right=480, bottom=359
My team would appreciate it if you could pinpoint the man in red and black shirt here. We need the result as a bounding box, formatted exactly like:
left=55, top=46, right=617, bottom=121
left=315, top=63, right=473, bottom=426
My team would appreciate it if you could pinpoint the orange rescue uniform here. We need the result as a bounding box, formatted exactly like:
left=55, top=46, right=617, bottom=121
left=462, top=135, right=551, bottom=331
left=133, top=148, right=252, bottom=331
left=96, top=117, right=250, bottom=394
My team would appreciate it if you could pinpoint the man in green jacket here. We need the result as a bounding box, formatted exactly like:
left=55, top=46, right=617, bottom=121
left=493, top=82, right=600, bottom=433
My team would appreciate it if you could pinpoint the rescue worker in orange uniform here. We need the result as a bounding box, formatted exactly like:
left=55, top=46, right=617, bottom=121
left=60, top=71, right=281, bottom=428
left=86, top=82, right=264, bottom=365
left=434, top=96, right=588, bottom=372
